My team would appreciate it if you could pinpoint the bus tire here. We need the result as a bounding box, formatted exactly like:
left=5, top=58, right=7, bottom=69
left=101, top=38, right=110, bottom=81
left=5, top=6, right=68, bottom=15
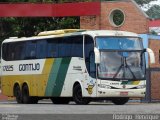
left=22, top=85, right=32, bottom=104
left=14, top=85, right=23, bottom=104
left=73, top=84, right=90, bottom=105
left=51, top=97, right=70, bottom=104
left=111, top=97, right=129, bottom=105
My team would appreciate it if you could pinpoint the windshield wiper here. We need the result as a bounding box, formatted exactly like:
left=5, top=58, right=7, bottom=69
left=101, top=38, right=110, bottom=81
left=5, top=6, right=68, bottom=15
left=113, top=57, right=136, bottom=79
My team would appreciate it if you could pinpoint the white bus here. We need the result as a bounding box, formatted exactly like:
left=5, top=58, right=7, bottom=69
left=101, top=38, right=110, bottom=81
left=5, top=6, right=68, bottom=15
left=1, top=29, right=155, bottom=105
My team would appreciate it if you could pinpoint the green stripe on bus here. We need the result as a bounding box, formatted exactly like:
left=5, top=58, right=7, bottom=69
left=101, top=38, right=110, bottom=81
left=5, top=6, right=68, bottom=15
left=52, top=58, right=71, bottom=96
left=45, top=58, right=62, bottom=96
left=45, top=58, right=71, bottom=97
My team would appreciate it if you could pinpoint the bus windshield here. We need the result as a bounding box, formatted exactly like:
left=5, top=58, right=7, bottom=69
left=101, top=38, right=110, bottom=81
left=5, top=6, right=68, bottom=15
left=96, top=37, right=143, bottom=50
left=96, top=37, right=145, bottom=80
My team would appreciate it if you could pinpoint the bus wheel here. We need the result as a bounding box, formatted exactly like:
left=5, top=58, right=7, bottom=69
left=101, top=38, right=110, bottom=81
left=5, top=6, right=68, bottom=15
left=51, top=97, right=70, bottom=104
left=14, top=85, right=23, bottom=104
left=22, top=85, right=32, bottom=104
left=73, top=84, right=90, bottom=105
left=111, top=97, right=129, bottom=105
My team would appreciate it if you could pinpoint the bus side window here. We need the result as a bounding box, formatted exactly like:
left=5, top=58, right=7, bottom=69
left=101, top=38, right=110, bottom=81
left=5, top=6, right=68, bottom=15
left=25, top=41, right=36, bottom=59
left=71, top=36, right=83, bottom=57
left=59, top=37, right=72, bottom=57
left=8, top=43, right=15, bottom=61
left=2, top=43, right=8, bottom=61
left=37, top=40, right=47, bottom=59
left=47, top=38, right=58, bottom=58
left=89, top=52, right=96, bottom=78
left=14, top=42, right=25, bottom=60
left=84, top=35, right=95, bottom=78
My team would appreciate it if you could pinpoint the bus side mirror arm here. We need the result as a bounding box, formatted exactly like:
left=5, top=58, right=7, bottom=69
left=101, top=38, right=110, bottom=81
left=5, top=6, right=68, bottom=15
left=94, top=48, right=100, bottom=64
left=146, top=48, right=155, bottom=64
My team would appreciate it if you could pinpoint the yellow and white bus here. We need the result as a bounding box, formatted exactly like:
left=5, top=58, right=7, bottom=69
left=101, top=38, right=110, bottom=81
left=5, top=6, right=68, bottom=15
left=0, top=29, right=155, bottom=105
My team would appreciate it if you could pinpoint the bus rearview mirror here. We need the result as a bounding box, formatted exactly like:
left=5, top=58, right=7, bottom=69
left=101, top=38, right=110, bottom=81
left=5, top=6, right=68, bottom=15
left=94, top=48, right=100, bottom=64
left=146, top=48, right=155, bottom=64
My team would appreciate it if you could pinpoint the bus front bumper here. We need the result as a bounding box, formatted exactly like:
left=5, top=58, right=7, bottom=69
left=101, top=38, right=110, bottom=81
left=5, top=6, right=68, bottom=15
left=97, top=88, right=145, bottom=98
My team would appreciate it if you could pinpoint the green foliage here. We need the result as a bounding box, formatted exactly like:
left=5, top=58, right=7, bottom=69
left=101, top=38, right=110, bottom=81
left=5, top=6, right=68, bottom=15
left=146, top=5, right=160, bottom=19
left=0, top=0, right=159, bottom=43
left=0, top=17, right=79, bottom=42
left=134, top=0, right=156, bottom=6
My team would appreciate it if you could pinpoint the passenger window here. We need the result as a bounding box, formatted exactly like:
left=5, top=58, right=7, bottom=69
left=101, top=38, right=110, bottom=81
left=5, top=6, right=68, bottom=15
left=25, top=41, right=36, bottom=59
left=47, top=38, right=58, bottom=58
left=37, top=40, right=47, bottom=59
left=14, top=42, right=25, bottom=60
left=84, top=35, right=95, bottom=78
left=71, top=36, right=83, bottom=57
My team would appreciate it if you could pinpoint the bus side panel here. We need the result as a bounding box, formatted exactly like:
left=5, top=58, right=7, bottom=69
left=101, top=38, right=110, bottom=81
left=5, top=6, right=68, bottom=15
left=45, top=58, right=71, bottom=97
left=60, top=57, right=97, bottom=97
left=1, top=76, right=12, bottom=96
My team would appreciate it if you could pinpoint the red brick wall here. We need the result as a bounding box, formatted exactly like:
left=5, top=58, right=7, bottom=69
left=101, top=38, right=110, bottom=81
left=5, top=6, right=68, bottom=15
left=150, top=72, right=160, bottom=100
left=149, top=40, right=160, bottom=68
left=80, top=1, right=149, bottom=34
left=149, top=39, right=160, bottom=100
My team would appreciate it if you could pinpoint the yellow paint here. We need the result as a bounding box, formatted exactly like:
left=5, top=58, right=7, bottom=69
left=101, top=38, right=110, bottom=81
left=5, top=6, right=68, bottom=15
left=133, top=81, right=140, bottom=85
left=87, top=85, right=94, bottom=95
left=38, top=29, right=85, bottom=36
left=1, top=59, right=54, bottom=97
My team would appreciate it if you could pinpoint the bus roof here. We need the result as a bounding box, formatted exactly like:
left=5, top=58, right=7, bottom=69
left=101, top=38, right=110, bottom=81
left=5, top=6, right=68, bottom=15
left=2, top=29, right=139, bottom=43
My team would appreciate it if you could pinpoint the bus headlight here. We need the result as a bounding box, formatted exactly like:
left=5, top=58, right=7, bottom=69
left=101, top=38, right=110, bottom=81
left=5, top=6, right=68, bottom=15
left=137, top=85, right=146, bottom=89
left=98, top=84, right=111, bottom=89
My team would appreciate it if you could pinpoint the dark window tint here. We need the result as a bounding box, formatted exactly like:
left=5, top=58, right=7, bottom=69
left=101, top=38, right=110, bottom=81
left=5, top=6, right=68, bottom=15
left=14, top=42, right=25, bottom=60
left=25, top=41, right=36, bottom=59
left=59, top=37, right=72, bottom=57
left=84, top=35, right=95, bottom=78
left=71, top=36, right=83, bottom=57
left=37, top=40, right=47, bottom=59
left=2, top=43, right=9, bottom=61
left=85, top=35, right=94, bottom=59
left=2, top=42, right=25, bottom=61
left=47, top=38, right=58, bottom=58
left=2, top=35, right=84, bottom=61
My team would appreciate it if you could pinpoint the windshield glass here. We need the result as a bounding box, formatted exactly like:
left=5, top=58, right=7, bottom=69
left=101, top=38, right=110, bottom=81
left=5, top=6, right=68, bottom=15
left=98, top=51, right=145, bottom=80
left=96, top=37, right=143, bottom=50
left=96, top=37, right=145, bottom=80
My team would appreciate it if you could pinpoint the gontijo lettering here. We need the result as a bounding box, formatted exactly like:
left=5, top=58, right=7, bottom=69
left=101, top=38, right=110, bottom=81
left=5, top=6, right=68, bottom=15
left=19, top=63, right=40, bottom=71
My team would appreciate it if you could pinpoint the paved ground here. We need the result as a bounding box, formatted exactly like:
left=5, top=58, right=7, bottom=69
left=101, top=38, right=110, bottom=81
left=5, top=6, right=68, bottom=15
left=0, top=100, right=160, bottom=114
left=1, top=100, right=160, bottom=120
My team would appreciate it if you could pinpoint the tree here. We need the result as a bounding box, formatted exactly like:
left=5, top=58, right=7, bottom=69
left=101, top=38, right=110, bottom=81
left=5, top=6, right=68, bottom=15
left=0, top=0, right=159, bottom=43
left=146, top=5, right=160, bottom=19
left=134, top=0, right=156, bottom=6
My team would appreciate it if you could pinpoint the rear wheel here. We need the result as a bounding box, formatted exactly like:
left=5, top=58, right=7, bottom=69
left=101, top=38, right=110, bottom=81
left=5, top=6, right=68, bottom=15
left=73, top=84, right=90, bottom=105
left=51, top=97, right=70, bottom=104
left=22, top=85, right=38, bottom=104
left=14, top=85, right=23, bottom=104
left=111, top=97, right=129, bottom=105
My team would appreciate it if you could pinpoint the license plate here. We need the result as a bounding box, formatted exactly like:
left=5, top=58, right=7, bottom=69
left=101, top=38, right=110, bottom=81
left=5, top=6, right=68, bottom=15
left=120, top=92, right=128, bottom=96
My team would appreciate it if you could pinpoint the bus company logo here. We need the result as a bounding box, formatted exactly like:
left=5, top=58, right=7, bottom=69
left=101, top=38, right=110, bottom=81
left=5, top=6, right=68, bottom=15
left=86, top=80, right=95, bottom=95
left=86, top=85, right=94, bottom=95
left=19, top=63, right=40, bottom=71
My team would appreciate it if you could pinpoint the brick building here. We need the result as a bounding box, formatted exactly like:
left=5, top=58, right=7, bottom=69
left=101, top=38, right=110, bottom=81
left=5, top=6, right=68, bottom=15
left=80, top=0, right=160, bottom=102
left=149, top=19, right=160, bottom=35
left=80, top=0, right=149, bottom=34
